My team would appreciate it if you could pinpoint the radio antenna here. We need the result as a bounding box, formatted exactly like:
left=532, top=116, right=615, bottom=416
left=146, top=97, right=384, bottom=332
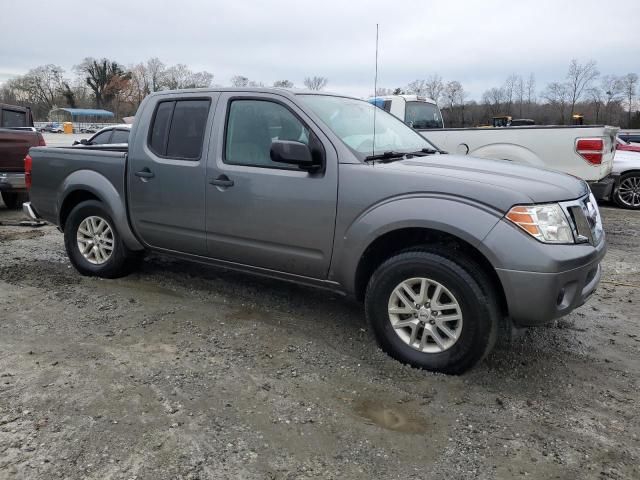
left=372, top=23, right=379, bottom=158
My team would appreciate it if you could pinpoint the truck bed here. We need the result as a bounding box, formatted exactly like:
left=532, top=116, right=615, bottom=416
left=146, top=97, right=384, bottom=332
left=418, top=124, right=618, bottom=183
left=0, top=128, right=42, bottom=172
left=28, top=146, right=128, bottom=225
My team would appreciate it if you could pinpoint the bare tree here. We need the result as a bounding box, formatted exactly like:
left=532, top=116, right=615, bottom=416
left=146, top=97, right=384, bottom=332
left=503, top=74, right=518, bottom=115
left=587, top=86, right=603, bottom=123
left=443, top=81, right=466, bottom=126
left=525, top=73, right=536, bottom=114
left=514, top=75, right=525, bottom=117
left=22, top=65, right=65, bottom=110
left=543, top=81, right=570, bottom=124
left=273, top=80, right=294, bottom=88
left=425, top=74, right=444, bottom=105
left=146, top=57, right=166, bottom=92
left=303, top=76, right=328, bottom=90
left=164, top=64, right=191, bottom=90
left=406, top=79, right=427, bottom=96
left=374, top=87, right=394, bottom=96
left=566, top=59, right=599, bottom=118
left=482, top=87, right=505, bottom=116
left=621, top=73, right=638, bottom=127
left=231, top=75, right=249, bottom=87
left=601, top=75, right=623, bottom=123
left=76, top=58, right=131, bottom=108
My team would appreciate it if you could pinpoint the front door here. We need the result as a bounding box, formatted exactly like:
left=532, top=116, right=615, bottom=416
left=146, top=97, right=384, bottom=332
left=205, top=92, right=338, bottom=279
left=128, top=93, right=217, bottom=255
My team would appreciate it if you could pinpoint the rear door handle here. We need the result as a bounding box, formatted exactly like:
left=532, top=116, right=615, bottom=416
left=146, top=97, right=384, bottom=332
left=209, top=175, right=234, bottom=188
left=135, top=168, right=155, bottom=179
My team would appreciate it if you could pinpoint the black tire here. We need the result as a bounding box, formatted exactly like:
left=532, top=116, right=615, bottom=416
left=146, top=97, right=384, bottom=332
left=64, top=200, right=136, bottom=278
left=613, top=172, right=640, bottom=210
left=364, top=248, right=499, bottom=375
left=1, top=192, right=28, bottom=209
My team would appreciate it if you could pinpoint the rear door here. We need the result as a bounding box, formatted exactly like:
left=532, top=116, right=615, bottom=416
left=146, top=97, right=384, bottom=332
left=204, top=92, right=338, bottom=279
left=128, top=93, right=218, bottom=255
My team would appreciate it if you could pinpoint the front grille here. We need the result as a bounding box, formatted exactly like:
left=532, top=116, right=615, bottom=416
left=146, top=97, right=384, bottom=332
left=564, top=194, right=603, bottom=246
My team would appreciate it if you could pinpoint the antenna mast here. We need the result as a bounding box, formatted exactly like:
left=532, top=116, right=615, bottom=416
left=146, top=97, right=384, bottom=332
left=372, top=23, right=379, bottom=157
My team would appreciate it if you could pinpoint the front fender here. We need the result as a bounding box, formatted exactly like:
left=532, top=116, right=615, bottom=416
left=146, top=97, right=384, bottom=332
left=330, top=195, right=504, bottom=294
left=59, top=170, right=143, bottom=251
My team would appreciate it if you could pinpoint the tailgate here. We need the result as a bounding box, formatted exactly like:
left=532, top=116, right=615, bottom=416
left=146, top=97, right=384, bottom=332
left=599, top=126, right=618, bottom=179
left=0, top=129, right=37, bottom=172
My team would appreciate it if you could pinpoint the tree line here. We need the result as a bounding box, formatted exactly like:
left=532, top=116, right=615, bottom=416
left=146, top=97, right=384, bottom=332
left=1, top=56, right=637, bottom=128
left=378, top=60, right=638, bottom=128
left=0, top=56, right=329, bottom=121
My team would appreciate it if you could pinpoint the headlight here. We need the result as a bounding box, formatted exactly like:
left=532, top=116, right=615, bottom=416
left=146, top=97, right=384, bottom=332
left=506, top=203, right=574, bottom=243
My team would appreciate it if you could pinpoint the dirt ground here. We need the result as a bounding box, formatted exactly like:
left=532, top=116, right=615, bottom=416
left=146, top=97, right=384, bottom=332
left=0, top=199, right=638, bottom=480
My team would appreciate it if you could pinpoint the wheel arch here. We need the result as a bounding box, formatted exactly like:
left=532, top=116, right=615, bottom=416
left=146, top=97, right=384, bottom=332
left=352, top=227, right=508, bottom=317
left=58, top=170, right=143, bottom=251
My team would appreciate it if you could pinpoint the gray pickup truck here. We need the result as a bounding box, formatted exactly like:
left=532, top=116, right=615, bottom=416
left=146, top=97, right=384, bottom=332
left=24, top=88, right=606, bottom=374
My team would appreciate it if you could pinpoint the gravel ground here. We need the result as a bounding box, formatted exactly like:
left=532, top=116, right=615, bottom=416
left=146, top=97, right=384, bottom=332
left=0, top=200, right=638, bottom=480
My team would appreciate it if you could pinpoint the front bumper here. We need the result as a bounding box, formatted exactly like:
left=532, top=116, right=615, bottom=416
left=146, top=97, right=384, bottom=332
left=495, top=239, right=606, bottom=327
left=0, top=172, right=26, bottom=192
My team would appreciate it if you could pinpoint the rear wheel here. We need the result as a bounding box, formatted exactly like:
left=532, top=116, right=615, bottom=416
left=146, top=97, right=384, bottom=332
left=364, top=249, right=499, bottom=374
left=64, top=200, right=137, bottom=278
left=614, top=172, right=640, bottom=210
left=1, top=192, right=28, bottom=209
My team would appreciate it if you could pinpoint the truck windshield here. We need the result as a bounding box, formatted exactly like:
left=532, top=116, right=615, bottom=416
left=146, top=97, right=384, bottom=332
left=405, top=101, right=443, bottom=129
left=299, top=94, right=439, bottom=161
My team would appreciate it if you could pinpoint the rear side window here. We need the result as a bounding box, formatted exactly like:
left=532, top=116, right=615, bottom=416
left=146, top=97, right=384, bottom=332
left=148, top=99, right=210, bottom=160
left=1, top=109, right=27, bottom=127
left=111, top=129, right=130, bottom=143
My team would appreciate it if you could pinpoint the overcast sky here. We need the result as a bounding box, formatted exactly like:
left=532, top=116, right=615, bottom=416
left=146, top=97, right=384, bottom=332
left=1, top=0, right=639, bottom=100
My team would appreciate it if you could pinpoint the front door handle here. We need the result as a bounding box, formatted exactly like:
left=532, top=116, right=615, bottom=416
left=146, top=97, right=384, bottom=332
left=209, top=175, right=234, bottom=188
left=135, top=168, right=155, bottom=179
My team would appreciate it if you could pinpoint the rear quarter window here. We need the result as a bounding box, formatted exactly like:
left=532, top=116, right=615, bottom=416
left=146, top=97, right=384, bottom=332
left=1, top=109, right=27, bottom=128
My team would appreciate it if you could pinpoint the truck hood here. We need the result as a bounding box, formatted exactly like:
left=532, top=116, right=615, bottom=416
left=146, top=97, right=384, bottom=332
left=379, top=154, right=589, bottom=211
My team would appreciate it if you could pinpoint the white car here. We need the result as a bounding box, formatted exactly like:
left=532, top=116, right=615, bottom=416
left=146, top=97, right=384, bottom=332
left=609, top=149, right=640, bottom=209
left=73, top=124, right=131, bottom=146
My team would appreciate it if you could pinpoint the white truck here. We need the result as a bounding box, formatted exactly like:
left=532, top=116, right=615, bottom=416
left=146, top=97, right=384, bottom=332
left=369, top=95, right=618, bottom=199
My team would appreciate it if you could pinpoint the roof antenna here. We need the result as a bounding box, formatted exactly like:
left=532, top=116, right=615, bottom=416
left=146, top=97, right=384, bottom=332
left=372, top=23, right=379, bottom=158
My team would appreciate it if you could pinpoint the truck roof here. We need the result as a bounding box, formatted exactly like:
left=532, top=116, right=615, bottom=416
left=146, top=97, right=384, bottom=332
left=369, top=94, right=438, bottom=105
left=146, top=87, right=361, bottom=101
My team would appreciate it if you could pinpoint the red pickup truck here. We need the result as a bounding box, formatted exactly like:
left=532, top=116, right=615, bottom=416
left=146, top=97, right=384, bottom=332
left=0, top=103, right=45, bottom=208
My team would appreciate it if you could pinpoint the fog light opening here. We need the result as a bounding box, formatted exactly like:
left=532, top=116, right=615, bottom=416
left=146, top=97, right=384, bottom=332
left=557, top=288, right=566, bottom=306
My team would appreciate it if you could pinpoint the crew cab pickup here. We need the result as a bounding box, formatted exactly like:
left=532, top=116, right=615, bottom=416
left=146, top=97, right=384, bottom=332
left=24, top=88, right=606, bottom=374
left=0, top=103, right=45, bottom=208
left=369, top=96, right=617, bottom=199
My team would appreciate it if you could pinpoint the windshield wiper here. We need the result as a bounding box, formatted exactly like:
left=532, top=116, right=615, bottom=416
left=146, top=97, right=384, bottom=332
left=364, top=151, right=408, bottom=162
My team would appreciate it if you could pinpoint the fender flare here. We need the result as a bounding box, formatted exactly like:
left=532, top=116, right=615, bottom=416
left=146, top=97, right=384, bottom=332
left=58, top=169, right=143, bottom=251
left=330, top=195, right=504, bottom=295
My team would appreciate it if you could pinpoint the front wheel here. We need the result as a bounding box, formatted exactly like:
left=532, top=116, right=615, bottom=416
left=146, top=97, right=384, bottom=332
left=365, top=249, right=499, bottom=375
left=614, top=172, right=640, bottom=210
left=64, top=200, right=137, bottom=278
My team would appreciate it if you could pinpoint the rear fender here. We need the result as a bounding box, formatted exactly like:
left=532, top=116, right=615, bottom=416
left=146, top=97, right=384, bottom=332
left=59, top=170, right=143, bottom=251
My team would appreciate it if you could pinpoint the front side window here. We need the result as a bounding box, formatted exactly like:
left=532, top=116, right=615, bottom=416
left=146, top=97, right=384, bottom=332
left=300, top=94, right=437, bottom=159
left=148, top=99, right=210, bottom=159
left=405, top=101, right=443, bottom=129
left=90, top=130, right=112, bottom=144
left=225, top=99, right=310, bottom=168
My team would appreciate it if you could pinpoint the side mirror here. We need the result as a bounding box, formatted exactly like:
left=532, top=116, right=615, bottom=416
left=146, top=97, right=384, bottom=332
left=270, top=140, right=319, bottom=171
left=80, top=139, right=89, bottom=145
left=73, top=140, right=80, bottom=146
